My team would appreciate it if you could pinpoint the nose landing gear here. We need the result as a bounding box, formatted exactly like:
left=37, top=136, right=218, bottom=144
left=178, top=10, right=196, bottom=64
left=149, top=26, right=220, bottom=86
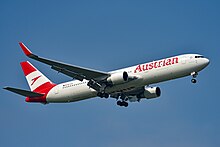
left=191, top=72, right=198, bottom=84
left=191, top=78, right=197, bottom=83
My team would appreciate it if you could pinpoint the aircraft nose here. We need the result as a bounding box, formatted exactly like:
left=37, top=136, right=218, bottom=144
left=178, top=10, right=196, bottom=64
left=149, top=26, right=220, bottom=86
left=203, top=58, right=210, bottom=67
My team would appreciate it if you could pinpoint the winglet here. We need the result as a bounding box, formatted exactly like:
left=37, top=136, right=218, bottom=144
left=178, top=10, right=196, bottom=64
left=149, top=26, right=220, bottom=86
left=19, top=42, right=33, bottom=56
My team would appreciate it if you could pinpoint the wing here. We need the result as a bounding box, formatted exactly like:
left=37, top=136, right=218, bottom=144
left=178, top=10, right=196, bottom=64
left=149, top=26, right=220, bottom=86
left=19, top=42, right=109, bottom=81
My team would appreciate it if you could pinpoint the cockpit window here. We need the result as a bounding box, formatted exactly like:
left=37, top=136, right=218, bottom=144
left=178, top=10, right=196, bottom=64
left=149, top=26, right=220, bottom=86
left=195, top=56, right=204, bottom=58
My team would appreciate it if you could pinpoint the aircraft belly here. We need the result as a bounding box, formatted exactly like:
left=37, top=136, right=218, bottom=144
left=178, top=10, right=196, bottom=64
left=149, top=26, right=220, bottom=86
left=105, top=78, right=144, bottom=94
left=46, top=84, right=97, bottom=103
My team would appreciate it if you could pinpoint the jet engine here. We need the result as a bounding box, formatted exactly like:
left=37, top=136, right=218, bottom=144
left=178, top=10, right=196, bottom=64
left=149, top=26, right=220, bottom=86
left=107, top=71, right=129, bottom=85
left=137, top=87, right=161, bottom=99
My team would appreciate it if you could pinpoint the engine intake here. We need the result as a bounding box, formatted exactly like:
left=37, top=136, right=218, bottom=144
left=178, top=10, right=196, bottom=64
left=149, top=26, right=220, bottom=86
left=107, top=71, right=129, bottom=85
left=137, top=87, right=161, bottom=99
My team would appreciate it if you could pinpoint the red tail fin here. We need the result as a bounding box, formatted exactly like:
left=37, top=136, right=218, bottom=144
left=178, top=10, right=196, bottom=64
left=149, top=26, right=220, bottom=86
left=20, top=61, right=56, bottom=94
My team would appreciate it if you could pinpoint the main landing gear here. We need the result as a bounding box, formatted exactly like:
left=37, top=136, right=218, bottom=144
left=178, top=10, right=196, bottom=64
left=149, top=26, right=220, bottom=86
left=116, top=94, right=129, bottom=107
left=97, top=91, right=129, bottom=107
left=191, top=72, right=198, bottom=84
left=97, top=92, right=109, bottom=98
left=117, top=101, right=128, bottom=107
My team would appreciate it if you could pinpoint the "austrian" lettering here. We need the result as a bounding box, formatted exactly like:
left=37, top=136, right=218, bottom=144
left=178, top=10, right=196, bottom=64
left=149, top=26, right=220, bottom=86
left=134, top=57, right=179, bottom=73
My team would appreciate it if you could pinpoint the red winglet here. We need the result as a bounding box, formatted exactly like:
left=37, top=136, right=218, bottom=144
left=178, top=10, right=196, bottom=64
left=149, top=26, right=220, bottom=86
left=19, top=42, right=32, bottom=56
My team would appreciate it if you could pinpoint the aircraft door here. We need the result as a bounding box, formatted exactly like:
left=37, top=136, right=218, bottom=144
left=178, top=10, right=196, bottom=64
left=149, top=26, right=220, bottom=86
left=189, top=56, right=196, bottom=64
left=54, top=85, right=59, bottom=94
left=181, top=56, right=187, bottom=64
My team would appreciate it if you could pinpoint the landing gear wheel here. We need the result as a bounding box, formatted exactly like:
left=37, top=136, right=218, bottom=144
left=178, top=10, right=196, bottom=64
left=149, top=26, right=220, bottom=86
left=97, top=92, right=103, bottom=98
left=117, top=101, right=122, bottom=106
left=97, top=92, right=109, bottom=98
left=117, top=101, right=128, bottom=107
left=122, top=101, right=128, bottom=107
left=104, top=93, right=109, bottom=98
left=191, top=78, right=197, bottom=83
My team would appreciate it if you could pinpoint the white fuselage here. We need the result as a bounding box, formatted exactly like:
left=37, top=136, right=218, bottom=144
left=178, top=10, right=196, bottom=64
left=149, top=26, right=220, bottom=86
left=46, top=54, right=209, bottom=103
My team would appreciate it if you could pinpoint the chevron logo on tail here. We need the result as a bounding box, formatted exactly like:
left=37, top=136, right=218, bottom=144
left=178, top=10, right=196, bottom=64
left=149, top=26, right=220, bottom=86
left=31, top=75, right=42, bottom=86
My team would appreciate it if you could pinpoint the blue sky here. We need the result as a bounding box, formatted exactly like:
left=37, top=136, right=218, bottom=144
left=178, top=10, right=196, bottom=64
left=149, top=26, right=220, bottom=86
left=0, top=0, right=219, bottom=146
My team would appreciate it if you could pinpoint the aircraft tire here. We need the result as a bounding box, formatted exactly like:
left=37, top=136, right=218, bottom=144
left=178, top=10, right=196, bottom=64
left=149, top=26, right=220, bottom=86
left=191, top=79, right=197, bottom=83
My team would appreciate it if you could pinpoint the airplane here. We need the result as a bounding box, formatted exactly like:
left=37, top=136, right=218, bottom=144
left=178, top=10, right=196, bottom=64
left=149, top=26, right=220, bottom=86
left=4, top=43, right=210, bottom=107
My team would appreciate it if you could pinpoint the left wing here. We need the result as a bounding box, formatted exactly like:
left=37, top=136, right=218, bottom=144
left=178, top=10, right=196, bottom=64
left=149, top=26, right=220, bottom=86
left=19, top=42, right=109, bottom=82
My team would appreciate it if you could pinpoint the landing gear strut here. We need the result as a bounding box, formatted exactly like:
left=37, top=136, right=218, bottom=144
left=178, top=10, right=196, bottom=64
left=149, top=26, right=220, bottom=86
left=191, top=72, right=198, bottom=84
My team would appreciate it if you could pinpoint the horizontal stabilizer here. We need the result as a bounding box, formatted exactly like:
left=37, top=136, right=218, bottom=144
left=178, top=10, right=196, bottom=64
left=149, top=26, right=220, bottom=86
left=4, top=87, right=44, bottom=97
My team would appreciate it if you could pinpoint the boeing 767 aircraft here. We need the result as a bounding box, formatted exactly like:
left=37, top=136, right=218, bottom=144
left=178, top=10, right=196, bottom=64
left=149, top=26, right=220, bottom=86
left=4, top=43, right=210, bottom=107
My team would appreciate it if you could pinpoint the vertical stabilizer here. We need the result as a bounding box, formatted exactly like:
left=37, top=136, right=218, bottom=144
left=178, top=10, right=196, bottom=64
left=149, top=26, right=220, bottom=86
left=20, top=61, right=55, bottom=93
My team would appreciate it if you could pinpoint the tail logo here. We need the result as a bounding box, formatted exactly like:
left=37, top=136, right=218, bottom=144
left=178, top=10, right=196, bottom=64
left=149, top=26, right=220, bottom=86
left=31, top=75, right=42, bottom=86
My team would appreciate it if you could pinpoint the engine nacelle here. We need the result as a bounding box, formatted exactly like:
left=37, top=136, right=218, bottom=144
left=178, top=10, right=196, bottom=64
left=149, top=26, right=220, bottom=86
left=107, top=71, right=128, bottom=85
left=137, top=87, right=161, bottom=99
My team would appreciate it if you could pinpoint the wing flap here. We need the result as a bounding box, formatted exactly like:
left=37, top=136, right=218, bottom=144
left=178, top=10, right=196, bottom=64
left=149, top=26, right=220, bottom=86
left=51, top=65, right=86, bottom=81
left=4, top=87, right=44, bottom=97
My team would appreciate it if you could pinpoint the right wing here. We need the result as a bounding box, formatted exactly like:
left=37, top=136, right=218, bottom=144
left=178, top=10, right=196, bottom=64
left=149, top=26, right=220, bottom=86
left=19, top=42, right=109, bottom=81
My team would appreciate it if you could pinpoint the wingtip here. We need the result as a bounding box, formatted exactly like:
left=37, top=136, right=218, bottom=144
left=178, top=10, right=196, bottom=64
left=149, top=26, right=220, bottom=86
left=19, top=42, right=32, bottom=56
left=3, top=87, right=11, bottom=90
